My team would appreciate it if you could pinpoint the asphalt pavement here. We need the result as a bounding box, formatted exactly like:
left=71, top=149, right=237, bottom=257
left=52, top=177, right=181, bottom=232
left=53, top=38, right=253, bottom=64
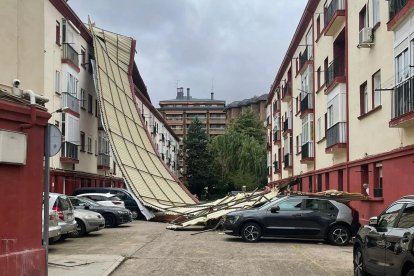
left=48, top=221, right=354, bottom=276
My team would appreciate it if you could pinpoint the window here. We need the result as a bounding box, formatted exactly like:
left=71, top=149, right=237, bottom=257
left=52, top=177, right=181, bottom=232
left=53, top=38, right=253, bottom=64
left=317, top=67, right=321, bottom=89
left=277, top=198, right=303, bottom=211
left=305, top=199, right=334, bottom=211
left=55, top=71, right=60, bottom=94
left=374, top=163, right=383, bottom=197
left=80, top=89, right=86, bottom=109
left=372, top=0, right=380, bottom=26
left=80, top=131, right=85, bottom=152
left=397, top=204, right=414, bottom=228
left=327, top=105, right=334, bottom=127
left=296, top=135, right=301, bottom=154
left=361, top=164, right=369, bottom=195
left=359, top=6, right=367, bottom=31
left=324, top=113, right=328, bottom=136
left=55, top=21, right=61, bottom=45
left=87, top=137, right=92, bottom=153
left=396, top=49, right=409, bottom=83
left=317, top=117, right=322, bottom=141
left=81, top=47, right=86, bottom=68
left=88, top=94, right=93, bottom=113
left=378, top=203, right=405, bottom=229
left=301, top=114, right=314, bottom=144
left=95, top=140, right=98, bottom=156
left=317, top=174, right=322, bottom=192
left=360, top=82, right=368, bottom=115
left=316, top=16, right=321, bottom=38
left=372, top=70, right=381, bottom=108
left=95, top=99, right=99, bottom=117
left=67, top=73, right=78, bottom=97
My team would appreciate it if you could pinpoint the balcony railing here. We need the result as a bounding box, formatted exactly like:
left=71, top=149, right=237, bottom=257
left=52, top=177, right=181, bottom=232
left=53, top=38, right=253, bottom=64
left=98, top=154, right=110, bottom=167
left=61, top=142, right=78, bottom=160
left=284, top=153, right=292, bottom=168
left=273, top=130, right=281, bottom=143
left=282, top=82, right=292, bottom=99
left=283, top=117, right=292, bottom=132
left=389, top=0, right=409, bottom=22
left=62, top=92, right=80, bottom=113
left=300, top=94, right=313, bottom=113
left=325, top=58, right=345, bottom=88
left=299, top=46, right=310, bottom=70
left=326, top=122, right=346, bottom=148
left=324, top=0, right=345, bottom=28
left=391, top=76, right=414, bottom=119
left=301, top=141, right=314, bottom=159
left=273, top=161, right=280, bottom=172
left=62, top=43, right=79, bottom=67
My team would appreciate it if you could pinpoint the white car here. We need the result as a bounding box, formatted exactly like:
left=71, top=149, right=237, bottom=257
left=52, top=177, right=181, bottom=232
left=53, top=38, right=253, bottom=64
left=49, top=193, right=77, bottom=242
left=77, top=193, right=125, bottom=208
left=42, top=209, right=61, bottom=240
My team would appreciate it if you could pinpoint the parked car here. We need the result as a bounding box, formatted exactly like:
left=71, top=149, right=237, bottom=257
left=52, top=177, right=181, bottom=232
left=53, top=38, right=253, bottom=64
left=76, top=193, right=125, bottom=208
left=69, top=209, right=105, bottom=238
left=353, top=196, right=414, bottom=276
left=42, top=209, right=61, bottom=241
left=223, top=195, right=359, bottom=245
left=69, top=196, right=132, bottom=227
left=49, top=193, right=77, bottom=242
left=72, top=187, right=141, bottom=219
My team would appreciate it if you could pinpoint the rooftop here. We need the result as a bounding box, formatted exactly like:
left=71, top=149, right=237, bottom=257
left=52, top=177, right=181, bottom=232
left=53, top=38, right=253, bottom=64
left=224, top=93, right=268, bottom=110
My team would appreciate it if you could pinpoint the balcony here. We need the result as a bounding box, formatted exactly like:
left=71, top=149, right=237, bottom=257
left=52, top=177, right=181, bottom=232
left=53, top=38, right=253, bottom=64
left=299, top=46, right=311, bottom=72
left=283, top=153, right=292, bottom=169
left=97, top=154, right=110, bottom=169
left=324, top=0, right=345, bottom=36
left=301, top=141, right=314, bottom=163
left=273, top=101, right=280, bottom=115
left=388, top=0, right=411, bottom=30
left=62, top=43, right=79, bottom=70
left=300, top=94, right=313, bottom=116
left=325, top=58, right=346, bottom=91
left=281, top=82, right=292, bottom=102
left=390, top=76, right=414, bottom=128
left=60, top=142, right=79, bottom=163
left=283, top=117, right=292, bottom=133
left=273, top=161, right=280, bottom=173
left=326, top=122, right=347, bottom=152
left=62, top=92, right=80, bottom=114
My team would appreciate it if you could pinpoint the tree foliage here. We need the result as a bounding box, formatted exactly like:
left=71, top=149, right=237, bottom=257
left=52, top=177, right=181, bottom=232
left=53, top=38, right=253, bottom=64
left=184, top=118, right=213, bottom=198
left=209, top=109, right=267, bottom=193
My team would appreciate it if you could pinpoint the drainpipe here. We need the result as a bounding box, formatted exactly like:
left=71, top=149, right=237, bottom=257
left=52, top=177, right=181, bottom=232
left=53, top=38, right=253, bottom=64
left=20, top=90, right=49, bottom=129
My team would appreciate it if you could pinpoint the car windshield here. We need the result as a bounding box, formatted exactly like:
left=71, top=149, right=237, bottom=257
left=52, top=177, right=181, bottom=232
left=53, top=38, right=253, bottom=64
left=109, top=196, right=122, bottom=201
left=72, top=196, right=102, bottom=207
left=258, top=196, right=286, bottom=210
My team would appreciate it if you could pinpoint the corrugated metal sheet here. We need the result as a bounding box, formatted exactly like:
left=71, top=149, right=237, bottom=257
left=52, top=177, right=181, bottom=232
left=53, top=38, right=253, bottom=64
left=90, top=25, right=197, bottom=217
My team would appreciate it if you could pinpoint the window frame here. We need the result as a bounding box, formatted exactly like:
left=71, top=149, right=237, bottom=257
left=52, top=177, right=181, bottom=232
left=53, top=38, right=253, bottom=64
left=372, top=70, right=381, bottom=109
left=80, top=131, right=85, bottom=152
left=55, top=21, right=61, bottom=46
left=88, top=94, right=93, bottom=114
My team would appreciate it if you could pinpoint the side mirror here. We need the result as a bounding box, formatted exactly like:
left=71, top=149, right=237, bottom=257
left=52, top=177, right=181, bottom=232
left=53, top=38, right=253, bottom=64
left=84, top=204, right=90, bottom=210
left=270, top=206, right=280, bottom=213
left=369, top=216, right=378, bottom=226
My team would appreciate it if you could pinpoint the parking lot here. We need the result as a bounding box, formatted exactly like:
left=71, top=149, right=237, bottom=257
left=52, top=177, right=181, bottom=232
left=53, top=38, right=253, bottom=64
left=49, top=221, right=354, bottom=276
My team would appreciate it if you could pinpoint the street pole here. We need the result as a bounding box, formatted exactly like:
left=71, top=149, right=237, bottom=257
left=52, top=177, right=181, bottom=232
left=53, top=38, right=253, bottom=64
left=43, top=123, right=51, bottom=276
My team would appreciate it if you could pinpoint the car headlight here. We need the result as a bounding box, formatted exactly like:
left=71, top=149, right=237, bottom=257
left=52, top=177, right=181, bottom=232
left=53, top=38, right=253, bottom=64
left=117, top=210, right=127, bottom=214
left=226, top=215, right=240, bottom=224
left=84, top=215, right=96, bottom=219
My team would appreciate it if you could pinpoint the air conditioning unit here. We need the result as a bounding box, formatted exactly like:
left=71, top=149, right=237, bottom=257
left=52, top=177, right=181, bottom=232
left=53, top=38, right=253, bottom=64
left=359, top=27, right=374, bottom=47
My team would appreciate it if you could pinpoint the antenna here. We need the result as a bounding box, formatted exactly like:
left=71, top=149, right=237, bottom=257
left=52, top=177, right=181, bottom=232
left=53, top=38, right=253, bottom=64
left=211, top=78, right=214, bottom=93
left=176, top=80, right=180, bottom=89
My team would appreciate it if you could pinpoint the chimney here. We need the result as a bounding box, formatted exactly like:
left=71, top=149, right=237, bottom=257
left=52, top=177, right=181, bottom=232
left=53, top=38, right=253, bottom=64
left=211, top=92, right=214, bottom=100
left=176, top=87, right=184, bottom=99
left=186, top=88, right=190, bottom=100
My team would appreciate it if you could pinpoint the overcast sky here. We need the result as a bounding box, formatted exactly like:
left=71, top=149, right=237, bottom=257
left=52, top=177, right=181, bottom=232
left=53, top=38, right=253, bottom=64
left=68, top=0, right=307, bottom=107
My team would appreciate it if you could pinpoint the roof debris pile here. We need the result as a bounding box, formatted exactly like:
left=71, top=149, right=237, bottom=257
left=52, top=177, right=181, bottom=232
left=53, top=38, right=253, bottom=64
left=289, top=189, right=368, bottom=201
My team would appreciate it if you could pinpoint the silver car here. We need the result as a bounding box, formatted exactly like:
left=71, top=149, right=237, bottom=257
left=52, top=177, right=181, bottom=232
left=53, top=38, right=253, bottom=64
left=69, top=209, right=105, bottom=237
left=42, top=209, right=61, bottom=240
left=49, top=193, right=77, bottom=242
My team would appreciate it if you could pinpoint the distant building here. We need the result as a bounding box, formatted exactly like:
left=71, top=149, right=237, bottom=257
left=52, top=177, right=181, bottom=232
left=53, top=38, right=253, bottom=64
left=158, top=87, right=226, bottom=175
left=224, top=94, right=268, bottom=124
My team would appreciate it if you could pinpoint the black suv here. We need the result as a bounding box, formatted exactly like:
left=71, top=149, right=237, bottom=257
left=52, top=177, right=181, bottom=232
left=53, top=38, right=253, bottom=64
left=223, top=195, right=359, bottom=246
left=72, top=187, right=142, bottom=219
left=353, top=196, right=414, bottom=276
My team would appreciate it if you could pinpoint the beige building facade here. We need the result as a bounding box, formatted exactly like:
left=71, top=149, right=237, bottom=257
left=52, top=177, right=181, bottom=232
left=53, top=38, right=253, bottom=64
left=267, top=0, right=414, bottom=223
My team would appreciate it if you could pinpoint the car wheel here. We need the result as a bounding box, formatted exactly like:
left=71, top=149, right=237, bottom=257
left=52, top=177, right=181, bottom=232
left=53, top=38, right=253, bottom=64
left=328, top=225, right=350, bottom=246
left=241, top=222, right=262, bottom=243
left=353, top=247, right=367, bottom=276
left=57, top=234, right=68, bottom=242
left=70, top=219, right=86, bottom=238
left=104, top=214, right=117, bottom=227
left=131, top=211, right=138, bottom=220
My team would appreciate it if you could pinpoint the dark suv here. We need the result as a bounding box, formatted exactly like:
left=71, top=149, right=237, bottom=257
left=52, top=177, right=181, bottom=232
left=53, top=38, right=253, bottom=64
left=353, top=196, right=414, bottom=276
left=223, top=195, right=359, bottom=246
left=72, top=187, right=142, bottom=219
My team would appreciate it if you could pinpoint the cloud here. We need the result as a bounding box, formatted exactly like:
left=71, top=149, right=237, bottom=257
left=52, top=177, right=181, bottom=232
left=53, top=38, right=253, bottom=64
left=68, top=0, right=307, bottom=106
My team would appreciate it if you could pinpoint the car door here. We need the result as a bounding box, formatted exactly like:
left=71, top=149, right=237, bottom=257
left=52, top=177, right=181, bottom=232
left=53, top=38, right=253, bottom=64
left=262, top=197, right=303, bottom=236
left=365, top=203, right=405, bottom=276
left=300, top=199, right=338, bottom=238
left=385, top=203, right=414, bottom=276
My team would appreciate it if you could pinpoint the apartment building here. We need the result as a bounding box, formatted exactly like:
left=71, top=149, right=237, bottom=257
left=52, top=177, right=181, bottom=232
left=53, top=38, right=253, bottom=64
left=1, top=0, right=179, bottom=195
left=224, top=94, right=268, bottom=124
left=266, top=0, right=414, bottom=223
left=158, top=87, right=226, bottom=175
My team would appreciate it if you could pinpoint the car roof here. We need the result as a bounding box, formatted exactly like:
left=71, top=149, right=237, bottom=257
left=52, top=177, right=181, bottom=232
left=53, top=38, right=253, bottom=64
left=400, top=195, right=414, bottom=200
left=77, top=193, right=114, bottom=197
